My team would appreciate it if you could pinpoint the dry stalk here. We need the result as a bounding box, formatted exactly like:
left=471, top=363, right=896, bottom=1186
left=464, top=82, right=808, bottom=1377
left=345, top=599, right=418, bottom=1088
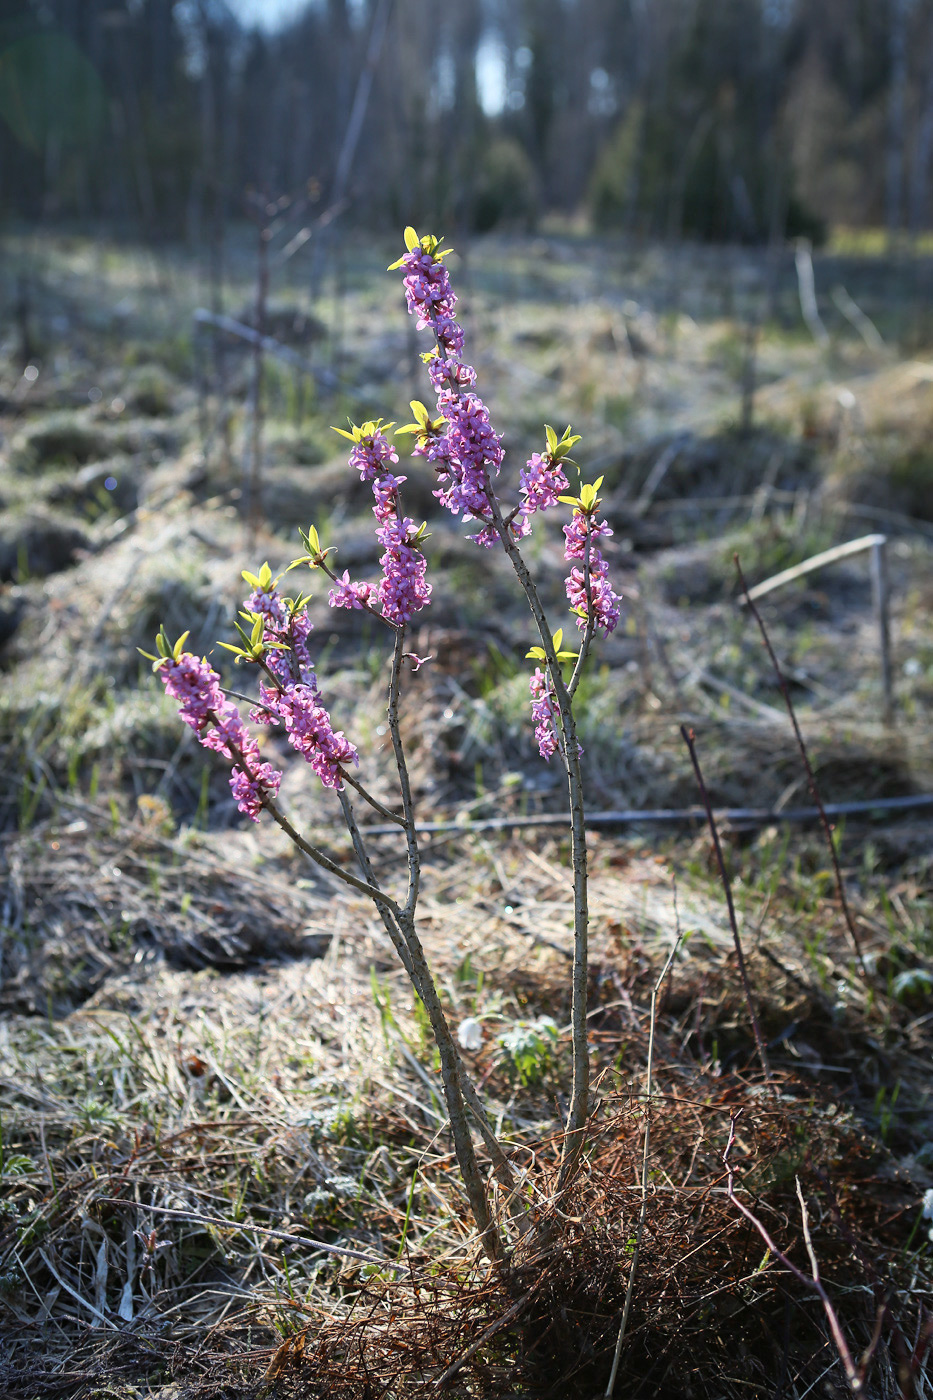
left=734, top=553, right=869, bottom=977
left=680, top=724, right=772, bottom=1085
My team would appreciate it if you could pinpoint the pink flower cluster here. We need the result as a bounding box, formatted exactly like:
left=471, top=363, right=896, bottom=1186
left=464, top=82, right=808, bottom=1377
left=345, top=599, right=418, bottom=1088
left=563, top=510, right=622, bottom=636
left=519, top=452, right=569, bottom=520
left=529, top=667, right=559, bottom=761
left=424, top=389, right=504, bottom=536
left=400, top=248, right=464, bottom=358
left=157, top=652, right=281, bottom=820
left=246, top=582, right=358, bottom=789
left=330, top=424, right=432, bottom=626
left=397, top=248, right=503, bottom=542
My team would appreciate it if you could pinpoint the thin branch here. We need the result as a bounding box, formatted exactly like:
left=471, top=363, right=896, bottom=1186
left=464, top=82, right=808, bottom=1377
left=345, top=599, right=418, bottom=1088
left=338, top=767, right=405, bottom=825
left=680, top=725, right=772, bottom=1086
left=95, top=1200, right=402, bottom=1273
left=314, top=558, right=400, bottom=629
left=262, top=794, right=397, bottom=909
left=734, top=553, right=868, bottom=976
left=429, top=306, right=590, bottom=1191
left=353, top=791, right=933, bottom=837
left=387, top=628, right=421, bottom=921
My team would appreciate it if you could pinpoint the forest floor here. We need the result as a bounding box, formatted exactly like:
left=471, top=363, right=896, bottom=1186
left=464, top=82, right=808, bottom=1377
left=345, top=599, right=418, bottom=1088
left=1, top=227, right=933, bottom=1398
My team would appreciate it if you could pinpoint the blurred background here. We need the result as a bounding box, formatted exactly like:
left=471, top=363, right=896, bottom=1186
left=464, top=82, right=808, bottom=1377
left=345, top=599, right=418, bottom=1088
left=0, top=0, right=928, bottom=245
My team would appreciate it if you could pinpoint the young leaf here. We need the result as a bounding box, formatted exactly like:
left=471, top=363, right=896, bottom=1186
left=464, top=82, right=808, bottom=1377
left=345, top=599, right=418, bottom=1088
left=172, top=630, right=190, bottom=661
left=404, top=225, right=420, bottom=251
left=216, top=641, right=250, bottom=661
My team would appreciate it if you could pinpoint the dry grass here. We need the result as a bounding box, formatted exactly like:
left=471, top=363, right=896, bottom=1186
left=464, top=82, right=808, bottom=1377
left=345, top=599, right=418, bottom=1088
left=1, top=810, right=932, bottom=1397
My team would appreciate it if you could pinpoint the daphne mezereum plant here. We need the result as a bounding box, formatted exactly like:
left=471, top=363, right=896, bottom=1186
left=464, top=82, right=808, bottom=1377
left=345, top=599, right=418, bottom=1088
left=144, top=228, right=621, bottom=1262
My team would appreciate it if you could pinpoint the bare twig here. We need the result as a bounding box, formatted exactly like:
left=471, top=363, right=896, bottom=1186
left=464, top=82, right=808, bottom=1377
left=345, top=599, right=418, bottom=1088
left=735, top=554, right=869, bottom=976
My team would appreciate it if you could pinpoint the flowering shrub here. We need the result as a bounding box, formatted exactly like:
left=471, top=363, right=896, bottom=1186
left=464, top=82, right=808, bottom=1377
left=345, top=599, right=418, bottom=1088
left=146, top=228, right=621, bottom=1260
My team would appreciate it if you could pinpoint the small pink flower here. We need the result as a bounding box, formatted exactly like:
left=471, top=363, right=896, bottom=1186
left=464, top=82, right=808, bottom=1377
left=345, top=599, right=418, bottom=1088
left=529, top=667, right=560, bottom=761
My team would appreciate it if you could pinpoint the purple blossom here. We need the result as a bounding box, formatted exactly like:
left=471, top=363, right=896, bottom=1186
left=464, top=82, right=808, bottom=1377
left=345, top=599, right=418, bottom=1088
left=157, top=652, right=281, bottom=820
left=563, top=511, right=613, bottom=558
left=243, top=576, right=318, bottom=690
left=273, top=683, right=358, bottom=788
left=562, top=510, right=622, bottom=636
left=372, top=472, right=405, bottom=523
left=400, top=250, right=458, bottom=329
left=240, top=581, right=359, bottom=790
left=427, top=355, right=476, bottom=392
left=333, top=424, right=431, bottom=626
left=349, top=426, right=399, bottom=481
left=245, top=586, right=289, bottom=628
left=230, top=761, right=282, bottom=821
left=565, top=563, right=621, bottom=635
left=328, top=571, right=376, bottom=611
left=520, top=452, right=569, bottom=518
left=421, top=391, right=502, bottom=526
left=375, top=516, right=432, bottom=624
left=158, top=652, right=226, bottom=733
left=529, top=668, right=559, bottom=761
left=396, top=247, right=499, bottom=537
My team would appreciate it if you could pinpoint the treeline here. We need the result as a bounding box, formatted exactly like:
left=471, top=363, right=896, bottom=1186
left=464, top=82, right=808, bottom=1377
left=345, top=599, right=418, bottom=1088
left=1, top=0, right=932, bottom=243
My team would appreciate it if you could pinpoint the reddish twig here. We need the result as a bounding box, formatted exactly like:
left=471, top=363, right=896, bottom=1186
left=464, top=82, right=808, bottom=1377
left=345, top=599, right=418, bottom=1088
left=723, top=1113, right=880, bottom=1395
left=734, top=553, right=868, bottom=977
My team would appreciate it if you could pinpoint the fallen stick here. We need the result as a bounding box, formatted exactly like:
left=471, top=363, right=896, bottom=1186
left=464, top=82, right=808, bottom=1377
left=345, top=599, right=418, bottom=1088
left=357, top=792, right=933, bottom=837
left=738, top=533, right=893, bottom=722
left=739, top=533, right=887, bottom=602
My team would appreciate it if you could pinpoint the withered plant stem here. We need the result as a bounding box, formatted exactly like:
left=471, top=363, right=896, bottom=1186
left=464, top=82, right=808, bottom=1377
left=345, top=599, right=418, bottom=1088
left=734, top=553, right=868, bottom=977
left=680, top=725, right=772, bottom=1086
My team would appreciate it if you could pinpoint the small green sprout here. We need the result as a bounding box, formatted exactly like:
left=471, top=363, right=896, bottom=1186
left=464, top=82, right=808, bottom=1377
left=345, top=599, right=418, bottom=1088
left=526, top=628, right=579, bottom=664
left=396, top=399, right=447, bottom=447
left=331, top=417, right=395, bottom=444
left=292, top=522, right=334, bottom=569
left=138, top=625, right=190, bottom=668
left=558, top=476, right=604, bottom=513
left=387, top=226, right=453, bottom=270
left=216, top=612, right=276, bottom=664
left=544, top=424, right=582, bottom=465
